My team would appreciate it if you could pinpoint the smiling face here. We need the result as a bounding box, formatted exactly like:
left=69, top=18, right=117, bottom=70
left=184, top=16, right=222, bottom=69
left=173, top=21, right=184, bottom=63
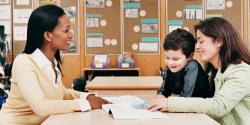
left=164, top=49, right=191, bottom=73
left=49, top=15, right=72, bottom=52
left=196, top=30, right=221, bottom=68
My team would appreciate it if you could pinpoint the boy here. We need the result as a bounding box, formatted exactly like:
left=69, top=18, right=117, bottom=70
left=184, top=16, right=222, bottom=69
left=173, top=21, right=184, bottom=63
left=157, top=29, right=214, bottom=98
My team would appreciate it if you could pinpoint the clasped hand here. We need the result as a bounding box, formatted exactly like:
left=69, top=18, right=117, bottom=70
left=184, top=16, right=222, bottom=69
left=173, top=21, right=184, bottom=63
left=86, top=95, right=111, bottom=109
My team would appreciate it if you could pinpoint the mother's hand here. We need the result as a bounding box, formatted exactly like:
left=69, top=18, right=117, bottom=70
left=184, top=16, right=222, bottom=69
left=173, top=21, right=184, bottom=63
left=146, top=97, right=168, bottom=111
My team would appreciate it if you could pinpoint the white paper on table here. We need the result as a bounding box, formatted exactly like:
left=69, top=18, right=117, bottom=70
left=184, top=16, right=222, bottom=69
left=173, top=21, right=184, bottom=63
left=110, top=106, right=169, bottom=120
left=13, top=9, right=32, bottom=24
left=139, top=42, right=158, bottom=52
left=86, top=38, right=103, bottom=47
left=13, top=26, right=27, bottom=41
left=102, top=95, right=168, bottom=119
left=0, top=5, right=11, bottom=20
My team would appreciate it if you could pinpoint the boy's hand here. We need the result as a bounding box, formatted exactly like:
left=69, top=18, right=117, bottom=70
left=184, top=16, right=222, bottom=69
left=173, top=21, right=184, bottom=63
left=86, top=95, right=111, bottom=109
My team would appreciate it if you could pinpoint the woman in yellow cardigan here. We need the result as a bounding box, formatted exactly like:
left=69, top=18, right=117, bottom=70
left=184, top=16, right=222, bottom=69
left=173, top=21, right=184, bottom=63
left=0, top=5, right=109, bottom=125
left=147, top=17, right=250, bottom=125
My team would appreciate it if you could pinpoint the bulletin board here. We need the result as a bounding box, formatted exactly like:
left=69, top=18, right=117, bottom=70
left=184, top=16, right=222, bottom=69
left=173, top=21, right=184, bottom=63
left=248, top=0, right=250, bottom=49
left=13, top=0, right=33, bottom=55
left=205, top=0, right=243, bottom=36
left=84, top=0, right=122, bottom=54
left=60, top=0, right=80, bottom=54
left=12, top=0, right=80, bottom=55
left=0, top=0, right=12, bottom=61
left=123, top=0, right=160, bottom=54
left=167, top=0, right=203, bottom=34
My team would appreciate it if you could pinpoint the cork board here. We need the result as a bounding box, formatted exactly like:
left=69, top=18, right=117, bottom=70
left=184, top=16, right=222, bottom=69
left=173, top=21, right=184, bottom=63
left=123, top=0, right=160, bottom=54
left=84, top=0, right=122, bottom=54
left=13, top=0, right=33, bottom=55
left=167, top=0, right=203, bottom=34
left=205, top=0, right=243, bottom=36
left=60, top=0, right=79, bottom=54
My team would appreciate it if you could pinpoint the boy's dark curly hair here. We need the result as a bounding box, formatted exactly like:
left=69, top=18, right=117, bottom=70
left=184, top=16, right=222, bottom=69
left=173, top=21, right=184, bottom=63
left=164, top=28, right=196, bottom=57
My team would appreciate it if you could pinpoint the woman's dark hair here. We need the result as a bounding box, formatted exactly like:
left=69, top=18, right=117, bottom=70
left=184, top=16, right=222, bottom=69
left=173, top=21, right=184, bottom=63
left=24, top=4, right=66, bottom=71
left=164, top=28, right=196, bottom=58
left=195, top=17, right=250, bottom=73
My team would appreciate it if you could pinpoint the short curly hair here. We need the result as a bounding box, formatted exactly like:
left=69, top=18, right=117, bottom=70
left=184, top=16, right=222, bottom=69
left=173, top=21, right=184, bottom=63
left=164, top=28, right=196, bottom=57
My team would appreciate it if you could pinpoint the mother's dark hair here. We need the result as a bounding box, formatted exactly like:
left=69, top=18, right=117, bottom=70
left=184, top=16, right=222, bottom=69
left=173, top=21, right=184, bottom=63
left=195, top=17, right=250, bottom=73
left=24, top=4, right=65, bottom=71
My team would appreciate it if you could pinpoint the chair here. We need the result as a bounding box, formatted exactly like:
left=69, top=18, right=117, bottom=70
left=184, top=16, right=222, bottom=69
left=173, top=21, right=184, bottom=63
left=72, top=76, right=87, bottom=92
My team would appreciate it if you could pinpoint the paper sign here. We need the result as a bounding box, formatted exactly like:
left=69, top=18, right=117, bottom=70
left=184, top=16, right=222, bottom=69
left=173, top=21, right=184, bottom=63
left=16, top=0, right=29, bottom=5
left=14, top=26, right=27, bottom=41
left=87, top=38, right=103, bottom=47
left=14, top=9, right=32, bottom=24
left=0, top=5, right=11, bottom=19
left=139, top=42, right=158, bottom=52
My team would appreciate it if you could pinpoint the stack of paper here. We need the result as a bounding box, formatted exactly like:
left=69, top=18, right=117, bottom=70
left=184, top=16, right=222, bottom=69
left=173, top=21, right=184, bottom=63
left=102, top=95, right=169, bottom=120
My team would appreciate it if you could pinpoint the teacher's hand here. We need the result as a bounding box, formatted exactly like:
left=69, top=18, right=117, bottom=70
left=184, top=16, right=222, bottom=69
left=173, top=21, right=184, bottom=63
left=86, top=95, right=110, bottom=109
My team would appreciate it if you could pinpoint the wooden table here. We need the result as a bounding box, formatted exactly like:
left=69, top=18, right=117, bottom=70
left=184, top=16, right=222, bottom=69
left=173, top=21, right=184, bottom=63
left=86, top=76, right=162, bottom=100
left=83, top=68, right=140, bottom=80
left=42, top=109, right=220, bottom=125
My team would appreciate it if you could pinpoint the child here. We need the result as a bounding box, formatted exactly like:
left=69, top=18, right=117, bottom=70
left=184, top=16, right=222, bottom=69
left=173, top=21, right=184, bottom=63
left=157, top=28, right=214, bottom=98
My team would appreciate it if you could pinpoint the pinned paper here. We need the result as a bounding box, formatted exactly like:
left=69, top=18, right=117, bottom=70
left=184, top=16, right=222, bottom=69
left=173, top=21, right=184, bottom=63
left=168, top=20, right=183, bottom=33
left=124, top=3, right=140, bottom=9
left=184, top=5, right=203, bottom=20
left=206, top=14, right=223, bottom=18
left=111, top=39, right=118, bottom=46
left=141, top=18, right=158, bottom=24
left=132, top=43, right=138, bottom=50
left=87, top=18, right=99, bottom=27
left=63, top=6, right=76, bottom=21
left=86, top=38, right=103, bottom=47
left=0, top=5, right=11, bottom=20
left=139, top=42, right=158, bottom=52
left=0, top=0, right=10, bottom=4
left=100, top=19, right=107, bottom=26
left=176, top=10, right=182, bottom=18
left=169, top=25, right=182, bottom=33
left=106, top=0, right=112, bottom=7
left=206, top=0, right=225, bottom=10
left=133, top=25, right=140, bottom=32
left=86, top=33, right=103, bottom=37
left=13, top=9, right=32, bottom=23
left=16, top=0, right=29, bottom=5
left=14, top=26, right=27, bottom=41
left=141, top=37, right=159, bottom=43
left=86, top=0, right=105, bottom=8
left=139, top=10, right=146, bottom=17
left=226, top=1, right=233, bottom=8
left=125, top=8, right=138, bottom=18
left=142, top=24, right=158, bottom=34
left=104, top=39, right=111, bottom=46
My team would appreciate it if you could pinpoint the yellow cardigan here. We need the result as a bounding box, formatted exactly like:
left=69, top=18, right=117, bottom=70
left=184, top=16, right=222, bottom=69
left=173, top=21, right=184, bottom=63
left=0, top=54, right=85, bottom=125
left=167, top=62, right=250, bottom=125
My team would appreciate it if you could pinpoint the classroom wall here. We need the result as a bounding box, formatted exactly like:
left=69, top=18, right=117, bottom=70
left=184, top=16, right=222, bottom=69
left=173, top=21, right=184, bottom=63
left=68, top=0, right=250, bottom=88
left=1, top=0, right=249, bottom=88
